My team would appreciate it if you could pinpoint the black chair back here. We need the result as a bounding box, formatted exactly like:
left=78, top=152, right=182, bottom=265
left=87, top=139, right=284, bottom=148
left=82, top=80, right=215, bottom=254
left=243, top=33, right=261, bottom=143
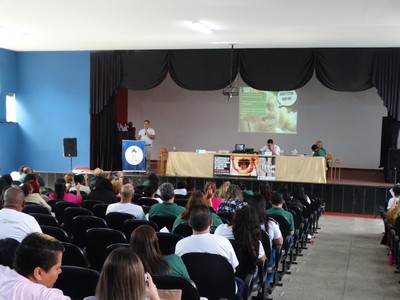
left=156, top=232, right=183, bottom=255
left=23, top=204, right=51, bottom=215
left=30, top=213, right=60, bottom=227
left=182, top=252, right=236, bottom=300
left=105, top=212, right=135, bottom=231
left=40, top=225, right=70, bottom=243
left=54, top=201, right=80, bottom=224
left=92, top=203, right=109, bottom=219
left=174, top=198, right=188, bottom=207
left=136, top=197, right=159, bottom=206
left=217, top=211, right=234, bottom=223
left=266, top=214, right=291, bottom=238
left=122, top=219, right=159, bottom=241
left=61, top=242, right=89, bottom=267
left=172, top=223, right=193, bottom=237
left=81, top=199, right=103, bottom=211
left=105, top=243, right=130, bottom=258
left=86, top=228, right=127, bottom=271
left=152, top=274, right=201, bottom=300
left=71, top=215, right=108, bottom=248
left=149, top=214, right=177, bottom=232
left=63, top=207, right=93, bottom=234
left=46, top=199, right=62, bottom=212
left=54, top=266, right=100, bottom=300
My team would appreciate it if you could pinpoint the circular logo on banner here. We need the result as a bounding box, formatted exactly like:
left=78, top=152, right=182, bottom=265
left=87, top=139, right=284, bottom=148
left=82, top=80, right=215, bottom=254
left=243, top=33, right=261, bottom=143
left=125, top=146, right=144, bottom=165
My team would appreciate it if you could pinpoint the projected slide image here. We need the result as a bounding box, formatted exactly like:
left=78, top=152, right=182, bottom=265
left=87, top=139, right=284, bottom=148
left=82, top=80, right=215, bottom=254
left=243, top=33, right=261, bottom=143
left=239, top=87, right=298, bottom=134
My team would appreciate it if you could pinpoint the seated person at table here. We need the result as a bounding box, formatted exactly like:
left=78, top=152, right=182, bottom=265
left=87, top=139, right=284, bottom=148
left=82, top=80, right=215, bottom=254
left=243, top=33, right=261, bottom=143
left=148, top=183, right=184, bottom=218
left=311, top=144, right=325, bottom=157
left=0, top=233, right=69, bottom=299
left=258, top=139, right=281, bottom=155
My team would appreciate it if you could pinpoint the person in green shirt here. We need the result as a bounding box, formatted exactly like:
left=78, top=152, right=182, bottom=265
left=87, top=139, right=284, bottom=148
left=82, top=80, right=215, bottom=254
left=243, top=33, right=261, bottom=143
left=266, top=192, right=294, bottom=235
left=130, top=224, right=190, bottom=279
left=172, top=190, right=223, bottom=233
left=148, top=183, right=184, bottom=218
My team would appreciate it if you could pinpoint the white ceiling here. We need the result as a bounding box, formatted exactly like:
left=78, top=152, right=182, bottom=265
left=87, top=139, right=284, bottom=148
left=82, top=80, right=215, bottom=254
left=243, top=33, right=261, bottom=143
left=1, top=0, right=400, bottom=52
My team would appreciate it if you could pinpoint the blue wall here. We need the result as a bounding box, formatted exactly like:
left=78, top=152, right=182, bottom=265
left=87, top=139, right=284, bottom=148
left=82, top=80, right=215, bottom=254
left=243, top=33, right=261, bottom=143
left=0, top=50, right=90, bottom=174
left=0, top=49, right=18, bottom=174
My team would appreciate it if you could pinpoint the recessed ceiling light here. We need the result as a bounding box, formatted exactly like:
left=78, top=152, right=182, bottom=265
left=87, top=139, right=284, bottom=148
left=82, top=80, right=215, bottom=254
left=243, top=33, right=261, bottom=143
left=191, top=21, right=212, bottom=35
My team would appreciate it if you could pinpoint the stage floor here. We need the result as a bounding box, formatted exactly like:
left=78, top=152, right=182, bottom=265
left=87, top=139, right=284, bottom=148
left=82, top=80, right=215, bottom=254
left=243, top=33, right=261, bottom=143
left=325, top=168, right=392, bottom=187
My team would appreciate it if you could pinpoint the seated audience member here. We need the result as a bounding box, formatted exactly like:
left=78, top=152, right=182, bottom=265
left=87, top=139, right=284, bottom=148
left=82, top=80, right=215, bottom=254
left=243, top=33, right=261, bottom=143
left=204, top=180, right=222, bottom=212
left=142, top=186, right=162, bottom=203
left=0, top=178, right=11, bottom=204
left=387, top=184, right=400, bottom=210
left=174, top=180, right=187, bottom=196
left=217, top=181, right=231, bottom=200
left=215, top=206, right=266, bottom=279
left=112, top=179, right=123, bottom=200
left=218, top=184, right=247, bottom=213
left=0, top=238, right=20, bottom=268
left=64, top=172, right=75, bottom=187
left=89, top=168, right=104, bottom=189
left=106, top=184, right=145, bottom=220
left=70, top=174, right=91, bottom=195
left=88, top=177, right=118, bottom=204
left=185, top=177, right=196, bottom=197
left=266, top=192, right=295, bottom=236
left=18, top=166, right=32, bottom=183
left=148, top=183, right=184, bottom=218
left=24, top=171, right=46, bottom=188
left=258, top=181, right=272, bottom=209
left=130, top=225, right=190, bottom=279
left=143, top=173, right=159, bottom=187
left=248, top=194, right=283, bottom=265
left=0, top=186, right=42, bottom=242
left=23, top=180, right=52, bottom=211
left=92, top=248, right=159, bottom=300
left=175, top=205, right=241, bottom=298
left=292, top=183, right=313, bottom=218
left=386, top=199, right=400, bottom=226
left=48, top=182, right=83, bottom=205
left=172, top=190, right=223, bottom=233
left=0, top=233, right=69, bottom=299
left=1, top=174, right=13, bottom=186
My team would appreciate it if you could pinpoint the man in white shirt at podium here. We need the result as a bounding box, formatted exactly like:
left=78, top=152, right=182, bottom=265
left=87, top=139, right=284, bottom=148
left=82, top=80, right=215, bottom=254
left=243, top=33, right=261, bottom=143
left=136, top=119, right=156, bottom=172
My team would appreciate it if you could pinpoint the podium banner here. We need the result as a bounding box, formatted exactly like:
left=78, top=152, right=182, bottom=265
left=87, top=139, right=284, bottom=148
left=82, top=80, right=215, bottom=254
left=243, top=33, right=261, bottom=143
left=122, top=140, right=146, bottom=172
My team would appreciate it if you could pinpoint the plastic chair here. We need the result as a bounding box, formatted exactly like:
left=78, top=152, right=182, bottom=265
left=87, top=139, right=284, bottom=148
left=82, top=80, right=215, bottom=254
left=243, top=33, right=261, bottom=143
left=86, top=228, right=127, bottom=271
left=46, top=199, right=62, bottom=212
left=122, top=219, right=159, bottom=241
left=81, top=199, right=103, bottom=211
left=181, top=252, right=236, bottom=300
left=30, top=213, right=60, bottom=227
left=172, top=223, right=192, bottom=237
left=61, top=242, right=89, bottom=267
left=149, top=214, right=177, bottom=232
left=92, top=203, right=109, bottom=219
left=40, top=225, right=70, bottom=243
left=136, top=197, right=159, bottom=206
left=71, top=215, right=108, bottom=248
left=105, top=242, right=130, bottom=258
left=23, top=204, right=51, bottom=215
left=156, top=232, right=183, bottom=255
left=105, top=212, right=135, bottom=231
left=54, top=201, right=80, bottom=224
left=54, top=266, right=100, bottom=300
left=152, top=274, right=201, bottom=300
left=63, top=207, right=93, bottom=234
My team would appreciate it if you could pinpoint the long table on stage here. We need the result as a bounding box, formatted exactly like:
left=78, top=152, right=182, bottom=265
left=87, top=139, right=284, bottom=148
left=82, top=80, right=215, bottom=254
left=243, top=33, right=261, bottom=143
left=166, top=152, right=327, bottom=183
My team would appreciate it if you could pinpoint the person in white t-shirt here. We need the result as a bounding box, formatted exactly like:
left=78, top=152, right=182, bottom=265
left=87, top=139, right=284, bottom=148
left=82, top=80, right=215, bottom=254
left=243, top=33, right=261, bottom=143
left=0, top=232, right=70, bottom=299
left=136, top=119, right=156, bottom=172
left=106, top=184, right=145, bottom=220
left=0, top=186, right=42, bottom=242
left=259, top=139, right=281, bottom=155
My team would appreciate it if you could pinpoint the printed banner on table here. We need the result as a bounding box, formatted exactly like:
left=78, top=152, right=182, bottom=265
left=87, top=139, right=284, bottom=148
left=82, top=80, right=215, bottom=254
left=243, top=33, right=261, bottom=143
left=122, top=140, right=146, bottom=172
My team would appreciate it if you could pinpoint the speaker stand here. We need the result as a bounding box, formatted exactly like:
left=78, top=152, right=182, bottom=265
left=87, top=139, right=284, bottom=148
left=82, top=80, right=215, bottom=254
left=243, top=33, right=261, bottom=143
left=69, top=156, right=73, bottom=171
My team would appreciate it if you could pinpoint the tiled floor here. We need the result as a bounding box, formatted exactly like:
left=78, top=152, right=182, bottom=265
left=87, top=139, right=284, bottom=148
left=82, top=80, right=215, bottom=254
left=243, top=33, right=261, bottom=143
left=271, top=215, right=400, bottom=300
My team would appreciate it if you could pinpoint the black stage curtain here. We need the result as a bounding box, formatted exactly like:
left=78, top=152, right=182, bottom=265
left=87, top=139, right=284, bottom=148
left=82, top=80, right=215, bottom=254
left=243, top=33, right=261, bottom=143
left=315, top=48, right=373, bottom=91
left=90, top=51, right=121, bottom=170
left=90, top=48, right=400, bottom=172
left=239, top=48, right=315, bottom=91
left=169, top=49, right=239, bottom=90
left=120, top=50, right=169, bottom=90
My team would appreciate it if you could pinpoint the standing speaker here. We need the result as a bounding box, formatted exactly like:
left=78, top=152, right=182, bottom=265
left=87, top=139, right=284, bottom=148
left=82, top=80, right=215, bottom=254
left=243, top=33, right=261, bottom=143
left=63, top=138, right=77, bottom=157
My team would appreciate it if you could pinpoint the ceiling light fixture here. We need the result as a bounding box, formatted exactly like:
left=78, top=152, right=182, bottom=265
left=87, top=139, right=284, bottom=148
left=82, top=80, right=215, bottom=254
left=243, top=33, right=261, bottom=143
left=191, top=21, right=212, bottom=35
